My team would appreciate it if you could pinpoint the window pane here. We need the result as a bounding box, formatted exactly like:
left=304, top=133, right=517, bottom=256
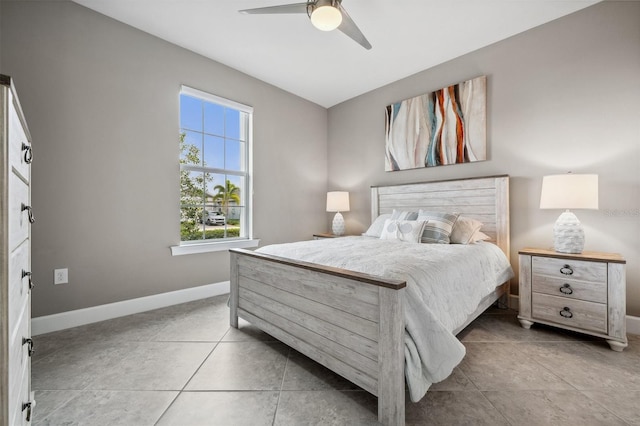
left=180, top=130, right=203, bottom=166
left=207, top=174, right=243, bottom=233
left=224, top=108, right=240, bottom=140
left=205, top=173, right=226, bottom=206
left=225, top=175, right=244, bottom=206
left=181, top=171, right=205, bottom=205
left=180, top=207, right=205, bottom=241
left=203, top=135, right=224, bottom=169
left=180, top=94, right=202, bottom=132
left=227, top=206, right=244, bottom=238
left=204, top=102, right=225, bottom=136
left=225, top=139, right=243, bottom=171
left=204, top=172, right=228, bottom=240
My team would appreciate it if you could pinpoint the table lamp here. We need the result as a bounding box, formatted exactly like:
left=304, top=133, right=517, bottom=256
left=539, top=173, right=598, bottom=254
left=326, top=191, right=350, bottom=236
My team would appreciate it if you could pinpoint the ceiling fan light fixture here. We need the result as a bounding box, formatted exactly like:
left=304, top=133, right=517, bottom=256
left=310, top=5, right=342, bottom=31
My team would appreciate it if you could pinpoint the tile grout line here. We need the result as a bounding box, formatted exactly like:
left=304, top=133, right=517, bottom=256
left=476, top=390, right=517, bottom=426
left=510, top=340, right=587, bottom=392
left=272, top=347, right=291, bottom=426
left=153, top=339, right=220, bottom=426
left=577, top=389, right=634, bottom=425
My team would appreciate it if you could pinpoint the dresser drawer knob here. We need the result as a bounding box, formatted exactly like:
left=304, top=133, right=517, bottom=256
left=21, top=142, right=33, bottom=164
left=21, top=203, right=35, bottom=223
left=22, top=270, right=35, bottom=290
left=559, top=283, right=573, bottom=295
left=22, top=337, right=35, bottom=356
left=22, top=401, right=33, bottom=422
left=559, top=307, right=573, bottom=319
left=560, top=265, right=574, bottom=276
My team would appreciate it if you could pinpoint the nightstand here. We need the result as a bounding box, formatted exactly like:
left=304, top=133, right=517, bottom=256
left=518, top=248, right=627, bottom=351
left=313, top=233, right=345, bottom=239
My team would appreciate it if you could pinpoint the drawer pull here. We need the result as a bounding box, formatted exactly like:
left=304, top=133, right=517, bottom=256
left=559, top=307, right=573, bottom=319
left=22, top=401, right=32, bottom=422
left=21, top=203, right=35, bottom=223
left=21, top=143, right=33, bottom=164
left=22, top=337, right=35, bottom=356
left=559, top=283, right=573, bottom=295
left=560, top=265, right=574, bottom=276
left=22, top=270, right=35, bottom=290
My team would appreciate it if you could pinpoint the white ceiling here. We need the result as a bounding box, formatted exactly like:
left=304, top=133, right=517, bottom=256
left=71, top=0, right=601, bottom=108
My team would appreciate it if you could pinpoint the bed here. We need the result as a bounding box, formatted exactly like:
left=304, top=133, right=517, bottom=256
left=229, top=175, right=511, bottom=426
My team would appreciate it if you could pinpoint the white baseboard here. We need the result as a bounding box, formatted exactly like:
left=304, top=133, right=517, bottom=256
left=31, top=281, right=230, bottom=336
left=628, top=315, right=640, bottom=336
left=32, top=286, right=640, bottom=337
left=509, top=294, right=640, bottom=336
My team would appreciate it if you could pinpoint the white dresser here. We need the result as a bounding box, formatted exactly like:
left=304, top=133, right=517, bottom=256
left=1, top=75, right=35, bottom=425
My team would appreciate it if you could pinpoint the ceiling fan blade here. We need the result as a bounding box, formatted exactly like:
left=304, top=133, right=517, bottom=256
left=337, top=4, right=372, bottom=50
left=239, top=3, right=308, bottom=15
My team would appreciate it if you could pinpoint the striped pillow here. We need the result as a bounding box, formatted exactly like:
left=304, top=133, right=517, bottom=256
left=416, top=210, right=460, bottom=244
left=391, top=209, right=418, bottom=221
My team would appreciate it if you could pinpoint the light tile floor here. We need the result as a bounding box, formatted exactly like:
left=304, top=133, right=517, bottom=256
left=31, top=295, right=640, bottom=425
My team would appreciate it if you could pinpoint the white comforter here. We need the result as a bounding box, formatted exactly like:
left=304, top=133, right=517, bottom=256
left=257, top=236, right=514, bottom=402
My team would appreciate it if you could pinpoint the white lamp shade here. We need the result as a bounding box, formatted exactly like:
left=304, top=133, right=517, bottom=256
left=540, top=174, right=598, bottom=210
left=310, top=5, right=342, bottom=31
left=326, top=191, right=350, bottom=212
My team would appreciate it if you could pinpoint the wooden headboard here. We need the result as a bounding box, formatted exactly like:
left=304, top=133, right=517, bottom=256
left=370, top=175, right=510, bottom=260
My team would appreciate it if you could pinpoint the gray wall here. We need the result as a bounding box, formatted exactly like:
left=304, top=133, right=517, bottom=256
left=1, top=1, right=328, bottom=317
left=2, top=1, right=639, bottom=318
left=327, top=2, right=640, bottom=315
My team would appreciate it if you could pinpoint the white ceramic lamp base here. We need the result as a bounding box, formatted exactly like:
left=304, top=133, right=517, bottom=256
left=553, top=210, right=585, bottom=254
left=332, top=212, right=345, bottom=236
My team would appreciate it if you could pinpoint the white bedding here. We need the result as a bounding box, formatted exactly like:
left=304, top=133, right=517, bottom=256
left=257, top=236, right=514, bottom=402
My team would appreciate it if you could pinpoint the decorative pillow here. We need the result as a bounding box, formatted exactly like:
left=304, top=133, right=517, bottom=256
left=391, top=209, right=418, bottom=221
left=363, top=214, right=392, bottom=238
left=470, top=230, right=491, bottom=243
left=450, top=216, right=484, bottom=244
left=379, top=219, right=427, bottom=243
left=416, top=210, right=460, bottom=244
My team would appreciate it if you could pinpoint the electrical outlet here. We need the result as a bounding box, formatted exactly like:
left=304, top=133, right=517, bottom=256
left=54, top=268, right=68, bottom=285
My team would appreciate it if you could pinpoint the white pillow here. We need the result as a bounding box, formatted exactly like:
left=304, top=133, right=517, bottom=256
left=450, top=217, right=484, bottom=244
left=363, top=214, right=392, bottom=237
left=470, top=230, right=491, bottom=243
left=416, top=210, right=459, bottom=244
left=379, top=219, right=427, bottom=243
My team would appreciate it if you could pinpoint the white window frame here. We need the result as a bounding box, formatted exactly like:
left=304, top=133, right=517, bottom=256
left=171, top=85, right=258, bottom=255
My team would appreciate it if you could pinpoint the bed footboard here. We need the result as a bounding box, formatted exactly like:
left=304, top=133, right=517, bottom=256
left=229, top=248, right=407, bottom=426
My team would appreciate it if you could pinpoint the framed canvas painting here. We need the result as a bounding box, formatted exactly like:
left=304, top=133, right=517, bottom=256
left=385, top=76, right=486, bottom=171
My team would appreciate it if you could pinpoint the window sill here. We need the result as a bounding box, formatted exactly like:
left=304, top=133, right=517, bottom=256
left=170, top=239, right=260, bottom=256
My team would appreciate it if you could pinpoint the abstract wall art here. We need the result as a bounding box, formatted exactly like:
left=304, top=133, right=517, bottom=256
left=384, top=76, right=487, bottom=171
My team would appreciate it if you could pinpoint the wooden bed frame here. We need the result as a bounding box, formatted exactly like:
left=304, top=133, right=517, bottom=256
left=229, top=175, right=510, bottom=426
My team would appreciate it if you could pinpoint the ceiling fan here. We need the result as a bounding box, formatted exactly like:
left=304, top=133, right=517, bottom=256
left=239, top=0, right=372, bottom=50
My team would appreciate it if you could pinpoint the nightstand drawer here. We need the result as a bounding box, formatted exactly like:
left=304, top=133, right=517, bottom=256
left=532, top=256, right=606, bottom=283
left=532, top=292, right=607, bottom=333
left=532, top=274, right=606, bottom=304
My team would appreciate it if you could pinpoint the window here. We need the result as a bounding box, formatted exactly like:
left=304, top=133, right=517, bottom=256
left=177, top=86, right=254, bottom=252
